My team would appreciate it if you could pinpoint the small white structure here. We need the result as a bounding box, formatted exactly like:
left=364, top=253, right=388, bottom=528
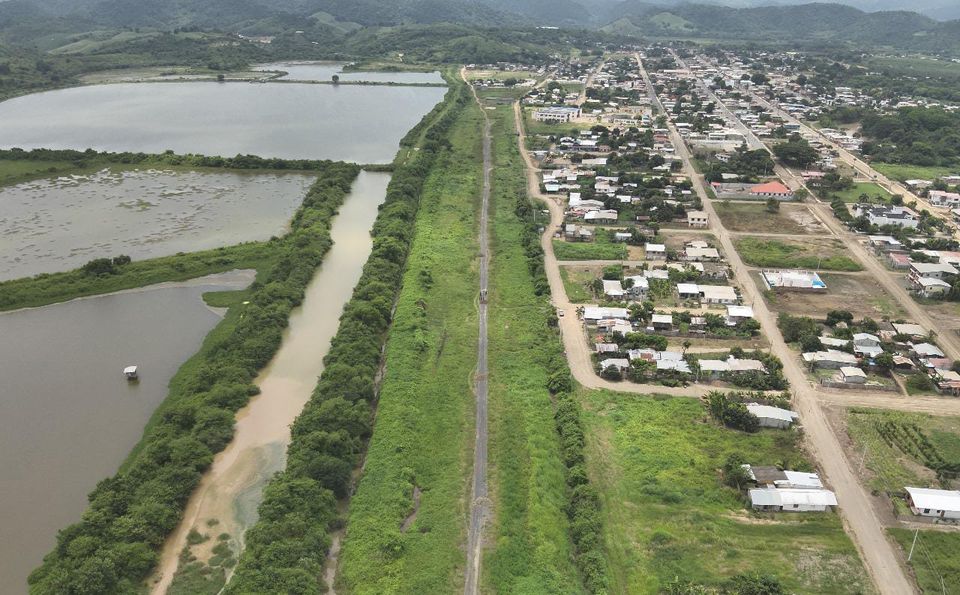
left=905, top=487, right=960, bottom=521
left=700, top=285, right=737, bottom=305
left=687, top=210, right=708, bottom=228
left=749, top=488, right=837, bottom=512
left=777, top=471, right=824, bottom=490
left=603, top=279, right=626, bottom=299
left=839, top=366, right=867, bottom=384
left=123, top=366, right=139, bottom=380
left=746, top=403, right=799, bottom=429
left=583, top=306, right=629, bottom=323
left=645, top=243, right=667, bottom=260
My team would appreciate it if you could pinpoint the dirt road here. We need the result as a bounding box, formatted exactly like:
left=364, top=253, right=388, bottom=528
left=638, top=53, right=915, bottom=595
left=463, top=77, right=492, bottom=595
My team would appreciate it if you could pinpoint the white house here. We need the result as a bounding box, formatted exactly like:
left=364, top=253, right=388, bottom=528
left=802, top=349, right=858, bottom=369
left=914, top=276, right=952, bottom=298
left=687, top=210, right=708, bottom=228
left=677, top=283, right=700, bottom=300
left=905, top=487, right=960, bottom=521
left=624, top=275, right=649, bottom=298
left=583, top=306, right=629, bottom=323
left=851, top=204, right=919, bottom=229
left=645, top=243, right=667, bottom=260
left=749, top=488, right=837, bottom=512
left=700, top=285, right=738, bottom=305
left=839, top=366, right=867, bottom=384
left=726, top=305, right=754, bottom=325
left=603, top=280, right=626, bottom=299
left=746, top=403, right=799, bottom=429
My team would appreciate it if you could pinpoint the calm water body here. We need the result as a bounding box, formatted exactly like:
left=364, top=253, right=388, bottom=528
left=255, top=61, right=444, bottom=84
left=0, top=168, right=314, bottom=281
left=0, top=270, right=254, bottom=593
left=0, top=82, right=445, bottom=162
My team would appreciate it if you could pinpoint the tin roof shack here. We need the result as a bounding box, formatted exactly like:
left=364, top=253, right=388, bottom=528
left=905, top=487, right=960, bottom=521
left=745, top=403, right=799, bottom=429
left=749, top=488, right=837, bottom=512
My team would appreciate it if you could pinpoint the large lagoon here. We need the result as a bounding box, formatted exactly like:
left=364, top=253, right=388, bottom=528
left=0, top=82, right=445, bottom=162
left=255, top=61, right=445, bottom=84
left=0, top=270, right=253, bottom=593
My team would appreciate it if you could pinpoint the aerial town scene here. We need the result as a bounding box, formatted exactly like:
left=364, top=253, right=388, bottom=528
left=1, top=0, right=960, bottom=593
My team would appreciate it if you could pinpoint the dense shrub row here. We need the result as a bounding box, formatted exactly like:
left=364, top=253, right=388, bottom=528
left=224, top=81, right=469, bottom=594
left=0, top=147, right=338, bottom=171
left=512, top=175, right=609, bottom=588
left=27, top=160, right=361, bottom=594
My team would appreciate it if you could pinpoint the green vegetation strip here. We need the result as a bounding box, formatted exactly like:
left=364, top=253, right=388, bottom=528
left=846, top=408, right=960, bottom=494
left=328, top=87, right=478, bottom=593
left=224, top=82, right=469, bottom=594
left=483, top=104, right=583, bottom=591
left=28, top=161, right=361, bottom=594
left=0, top=147, right=339, bottom=188
left=583, top=390, right=869, bottom=594
left=553, top=240, right=628, bottom=261
left=734, top=237, right=863, bottom=272
left=890, top=528, right=960, bottom=594
left=0, top=243, right=272, bottom=312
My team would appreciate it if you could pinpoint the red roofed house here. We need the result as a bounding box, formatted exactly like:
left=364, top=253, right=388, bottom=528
left=750, top=181, right=794, bottom=200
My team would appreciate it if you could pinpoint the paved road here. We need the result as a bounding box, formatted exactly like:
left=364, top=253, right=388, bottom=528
left=640, top=54, right=916, bottom=595
left=464, top=76, right=491, bottom=595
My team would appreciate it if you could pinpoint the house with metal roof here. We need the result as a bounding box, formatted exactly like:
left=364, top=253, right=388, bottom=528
left=749, top=488, right=837, bottom=512
left=746, top=403, right=799, bottom=429
left=905, top=487, right=960, bottom=521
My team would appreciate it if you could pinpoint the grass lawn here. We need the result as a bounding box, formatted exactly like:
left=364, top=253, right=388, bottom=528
left=560, top=266, right=596, bottom=303
left=0, top=242, right=273, bottom=311
left=553, top=240, right=627, bottom=261
left=890, top=529, right=960, bottom=594
left=829, top=182, right=891, bottom=203
left=735, top=237, right=863, bottom=271
left=482, top=103, right=582, bottom=592
left=872, top=163, right=957, bottom=183
left=845, top=408, right=960, bottom=494
left=583, top=390, right=870, bottom=594
left=0, top=158, right=79, bottom=186
left=714, top=202, right=825, bottom=235
left=338, top=100, right=482, bottom=594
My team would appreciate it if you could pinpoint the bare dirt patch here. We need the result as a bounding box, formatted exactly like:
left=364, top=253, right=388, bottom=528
left=757, top=272, right=905, bottom=319
left=715, top=202, right=828, bottom=235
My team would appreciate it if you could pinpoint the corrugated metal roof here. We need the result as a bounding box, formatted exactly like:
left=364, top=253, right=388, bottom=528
left=906, top=487, right=960, bottom=512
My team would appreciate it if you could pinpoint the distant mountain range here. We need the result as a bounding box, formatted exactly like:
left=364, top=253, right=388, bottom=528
left=0, top=0, right=958, bottom=51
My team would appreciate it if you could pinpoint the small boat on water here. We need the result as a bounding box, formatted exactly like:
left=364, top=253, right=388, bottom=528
left=123, top=366, right=139, bottom=380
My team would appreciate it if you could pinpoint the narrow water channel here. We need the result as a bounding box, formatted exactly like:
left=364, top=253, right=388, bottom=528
left=149, top=170, right=391, bottom=593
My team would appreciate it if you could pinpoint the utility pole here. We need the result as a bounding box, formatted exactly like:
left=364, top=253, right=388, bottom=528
left=907, top=527, right=919, bottom=562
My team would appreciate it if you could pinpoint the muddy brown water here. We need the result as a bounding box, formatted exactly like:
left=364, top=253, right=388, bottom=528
left=0, top=270, right=255, bottom=593
left=149, top=171, right=390, bottom=594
